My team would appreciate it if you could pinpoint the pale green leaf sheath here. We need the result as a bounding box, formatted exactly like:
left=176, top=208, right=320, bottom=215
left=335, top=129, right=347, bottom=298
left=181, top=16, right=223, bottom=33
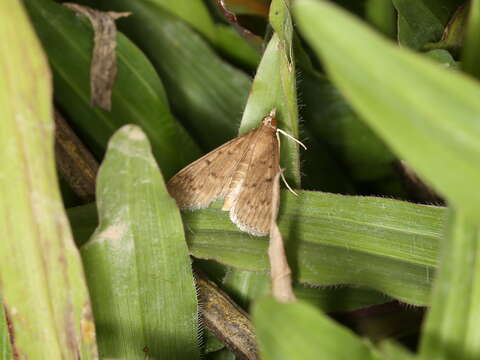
left=81, top=126, right=199, bottom=359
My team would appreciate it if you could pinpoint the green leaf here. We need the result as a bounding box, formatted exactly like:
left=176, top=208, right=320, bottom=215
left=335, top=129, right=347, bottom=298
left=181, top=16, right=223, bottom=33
left=419, top=209, right=480, bottom=360
left=145, top=0, right=262, bottom=69
left=24, top=0, right=201, bottom=179
left=393, top=0, right=462, bottom=49
left=0, top=0, right=97, bottom=357
left=299, top=125, right=355, bottom=193
left=100, top=0, right=252, bottom=151
left=239, top=0, right=301, bottom=185
left=185, top=192, right=442, bottom=305
left=300, top=71, right=395, bottom=182
left=146, top=0, right=217, bottom=41
left=240, top=33, right=301, bottom=186
left=214, top=24, right=261, bottom=69
left=81, top=126, right=199, bottom=359
left=294, top=0, right=480, bottom=215
left=222, top=269, right=389, bottom=312
left=253, top=298, right=380, bottom=360
left=424, top=49, right=458, bottom=69
left=462, top=1, right=480, bottom=79
left=68, top=191, right=444, bottom=305
left=379, top=341, right=415, bottom=360
left=206, top=348, right=236, bottom=360
left=365, top=0, right=397, bottom=38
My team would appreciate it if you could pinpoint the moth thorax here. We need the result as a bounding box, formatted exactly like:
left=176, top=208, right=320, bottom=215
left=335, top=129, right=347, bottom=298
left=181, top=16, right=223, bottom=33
left=262, top=111, right=278, bottom=129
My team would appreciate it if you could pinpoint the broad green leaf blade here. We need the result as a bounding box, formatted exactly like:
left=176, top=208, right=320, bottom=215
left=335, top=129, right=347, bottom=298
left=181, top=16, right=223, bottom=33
left=24, top=0, right=201, bottom=179
left=100, top=0, right=252, bottom=151
left=68, top=191, right=444, bottom=305
left=462, top=0, right=480, bottom=79
left=0, top=297, right=12, bottom=360
left=240, top=33, right=301, bottom=186
left=420, top=209, right=480, bottom=360
left=294, top=0, right=480, bottom=215
left=215, top=24, right=261, bottom=69
left=0, top=0, right=97, bottom=358
left=147, top=0, right=261, bottom=68
left=81, top=126, right=199, bottom=359
left=185, top=192, right=442, bottom=305
left=222, top=269, right=388, bottom=312
left=393, top=0, right=462, bottom=49
left=253, top=298, right=380, bottom=360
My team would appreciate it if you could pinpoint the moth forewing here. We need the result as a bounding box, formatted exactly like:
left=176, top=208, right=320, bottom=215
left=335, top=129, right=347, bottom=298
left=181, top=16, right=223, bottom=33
left=166, top=131, right=254, bottom=210
left=167, top=110, right=281, bottom=236
left=228, top=123, right=280, bottom=236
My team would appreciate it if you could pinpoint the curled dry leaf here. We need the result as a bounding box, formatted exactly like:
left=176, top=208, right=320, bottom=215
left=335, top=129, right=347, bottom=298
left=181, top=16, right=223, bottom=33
left=63, top=3, right=130, bottom=110
left=268, top=170, right=296, bottom=303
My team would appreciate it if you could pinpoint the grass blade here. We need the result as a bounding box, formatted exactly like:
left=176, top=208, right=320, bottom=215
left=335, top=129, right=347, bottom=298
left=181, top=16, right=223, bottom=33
left=0, top=1, right=97, bottom=357
left=81, top=125, right=199, bottom=359
left=240, top=33, right=301, bottom=186
left=222, top=269, right=388, bottom=312
left=69, top=191, right=444, bottom=305
left=253, top=298, right=380, bottom=360
left=462, top=0, right=480, bottom=79
left=240, top=0, right=301, bottom=186
left=147, top=0, right=216, bottom=41
left=419, top=209, right=480, bottom=360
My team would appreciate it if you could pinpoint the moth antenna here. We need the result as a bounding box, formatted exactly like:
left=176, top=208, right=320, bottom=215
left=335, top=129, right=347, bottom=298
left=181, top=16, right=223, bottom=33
left=275, top=133, right=300, bottom=196
left=280, top=169, right=298, bottom=196
left=277, top=128, right=307, bottom=150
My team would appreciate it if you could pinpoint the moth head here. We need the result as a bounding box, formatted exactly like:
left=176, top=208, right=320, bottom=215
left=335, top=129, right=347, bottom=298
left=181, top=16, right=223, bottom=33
left=262, top=108, right=278, bottom=129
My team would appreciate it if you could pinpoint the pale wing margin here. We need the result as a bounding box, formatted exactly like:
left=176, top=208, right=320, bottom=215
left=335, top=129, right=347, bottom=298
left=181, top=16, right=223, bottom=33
left=167, top=131, right=255, bottom=210
left=229, top=131, right=280, bottom=236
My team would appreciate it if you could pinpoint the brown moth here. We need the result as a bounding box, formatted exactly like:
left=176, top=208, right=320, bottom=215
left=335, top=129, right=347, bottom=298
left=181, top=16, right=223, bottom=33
left=167, top=109, right=281, bottom=236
